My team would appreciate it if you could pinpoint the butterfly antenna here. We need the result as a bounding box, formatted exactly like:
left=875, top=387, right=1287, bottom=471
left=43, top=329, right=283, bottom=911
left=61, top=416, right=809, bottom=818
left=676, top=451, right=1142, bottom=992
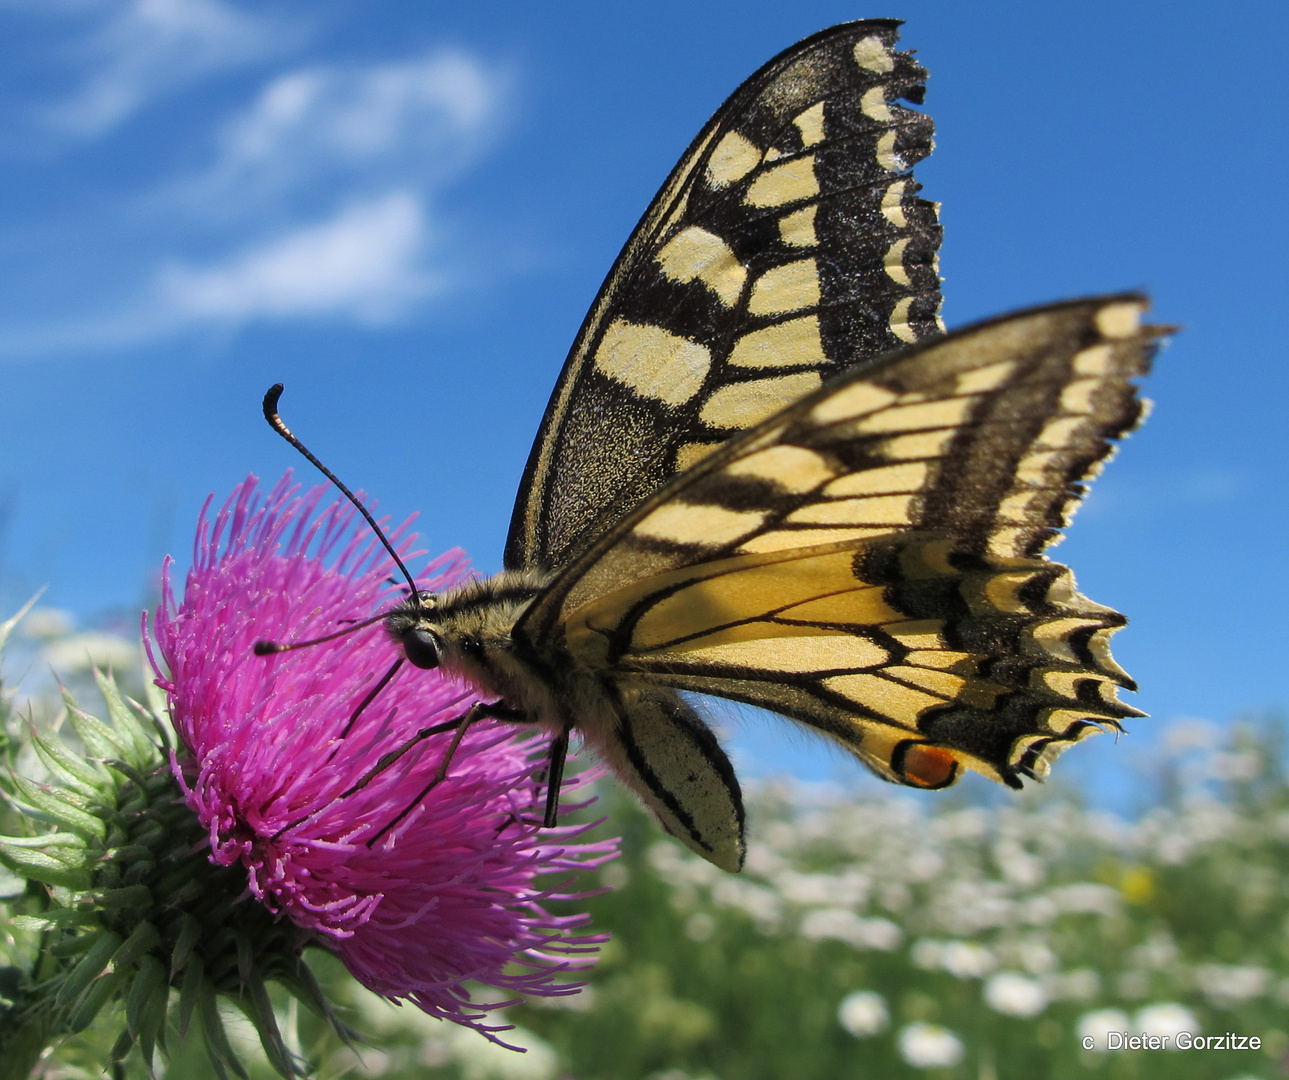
left=254, top=609, right=390, bottom=656
left=263, top=383, right=420, bottom=600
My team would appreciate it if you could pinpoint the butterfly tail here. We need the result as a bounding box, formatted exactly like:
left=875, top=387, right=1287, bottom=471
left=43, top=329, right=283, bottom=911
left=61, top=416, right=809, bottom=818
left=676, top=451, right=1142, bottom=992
left=600, top=686, right=746, bottom=872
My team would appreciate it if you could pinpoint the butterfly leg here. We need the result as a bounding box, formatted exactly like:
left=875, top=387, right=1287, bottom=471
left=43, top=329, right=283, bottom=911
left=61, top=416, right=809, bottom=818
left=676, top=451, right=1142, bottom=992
left=541, top=725, right=572, bottom=828
left=475, top=702, right=529, bottom=722
left=324, top=658, right=405, bottom=763
left=273, top=706, right=472, bottom=841
left=363, top=700, right=519, bottom=845
left=483, top=716, right=570, bottom=834
left=445, top=704, right=571, bottom=829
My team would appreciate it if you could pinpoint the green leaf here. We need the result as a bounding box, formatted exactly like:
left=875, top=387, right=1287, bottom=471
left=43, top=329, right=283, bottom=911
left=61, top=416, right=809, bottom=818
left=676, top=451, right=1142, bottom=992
left=141, top=669, right=170, bottom=730
left=171, top=913, right=202, bottom=979
left=86, top=883, right=152, bottom=910
left=55, top=928, right=122, bottom=1007
left=164, top=877, right=204, bottom=909
left=275, top=962, right=327, bottom=1019
left=199, top=982, right=249, bottom=1080
left=1, top=836, right=85, bottom=869
left=65, top=698, right=131, bottom=763
left=281, top=955, right=360, bottom=1048
left=10, top=776, right=107, bottom=841
left=0, top=593, right=43, bottom=659
left=67, top=963, right=125, bottom=1033
left=50, top=931, right=101, bottom=958
left=242, top=968, right=297, bottom=1079
left=12, top=909, right=97, bottom=933
left=130, top=820, right=166, bottom=850
left=112, top=918, right=161, bottom=970
left=106, top=843, right=157, bottom=865
left=178, top=953, right=204, bottom=1037
left=127, top=953, right=166, bottom=1037
left=29, top=728, right=107, bottom=797
left=102, top=758, right=151, bottom=789
left=0, top=830, right=86, bottom=849
left=139, top=962, right=170, bottom=1064
left=0, top=844, right=92, bottom=890
left=142, top=768, right=177, bottom=798
left=110, top=1026, right=135, bottom=1063
left=95, top=669, right=158, bottom=768
left=117, top=787, right=148, bottom=814
left=137, top=706, right=175, bottom=757
left=234, top=930, right=254, bottom=987
left=134, top=677, right=177, bottom=755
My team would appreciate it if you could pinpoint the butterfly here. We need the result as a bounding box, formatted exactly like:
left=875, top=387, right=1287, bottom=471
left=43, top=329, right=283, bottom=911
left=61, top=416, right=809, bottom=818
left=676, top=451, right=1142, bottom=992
left=341, top=21, right=1160, bottom=872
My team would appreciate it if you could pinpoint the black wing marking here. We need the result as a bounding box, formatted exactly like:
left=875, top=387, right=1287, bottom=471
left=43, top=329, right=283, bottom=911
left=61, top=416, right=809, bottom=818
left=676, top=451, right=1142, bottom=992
left=505, top=21, right=942, bottom=573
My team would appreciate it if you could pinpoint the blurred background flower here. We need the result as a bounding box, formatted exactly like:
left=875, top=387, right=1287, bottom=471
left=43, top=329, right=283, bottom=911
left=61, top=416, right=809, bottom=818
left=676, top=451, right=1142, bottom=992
left=836, top=990, right=889, bottom=1038
left=897, top=1023, right=965, bottom=1069
left=983, top=972, right=1047, bottom=1018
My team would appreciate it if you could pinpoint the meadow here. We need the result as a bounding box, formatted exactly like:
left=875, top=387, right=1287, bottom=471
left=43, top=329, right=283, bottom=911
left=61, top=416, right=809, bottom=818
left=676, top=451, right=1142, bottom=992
left=2, top=624, right=1284, bottom=1080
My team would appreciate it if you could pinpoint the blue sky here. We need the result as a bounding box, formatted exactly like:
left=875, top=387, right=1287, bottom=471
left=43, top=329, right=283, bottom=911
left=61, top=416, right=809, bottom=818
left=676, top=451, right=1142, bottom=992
left=1, top=0, right=1286, bottom=795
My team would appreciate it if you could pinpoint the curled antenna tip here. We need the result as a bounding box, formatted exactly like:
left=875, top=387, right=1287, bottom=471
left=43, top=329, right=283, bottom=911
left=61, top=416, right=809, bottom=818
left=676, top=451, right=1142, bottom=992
left=254, top=641, right=283, bottom=656
left=263, top=383, right=285, bottom=415
left=256, top=382, right=422, bottom=601
left=263, top=384, right=291, bottom=437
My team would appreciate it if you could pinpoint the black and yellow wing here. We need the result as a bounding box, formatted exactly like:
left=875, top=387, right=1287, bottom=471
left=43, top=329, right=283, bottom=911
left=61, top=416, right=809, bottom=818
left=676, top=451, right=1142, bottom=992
left=523, top=296, right=1161, bottom=792
left=505, top=21, right=942, bottom=572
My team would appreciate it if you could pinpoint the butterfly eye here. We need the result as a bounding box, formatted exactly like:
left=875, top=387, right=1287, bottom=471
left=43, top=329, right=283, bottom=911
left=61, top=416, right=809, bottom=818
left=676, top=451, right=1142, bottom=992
left=401, top=627, right=442, bottom=670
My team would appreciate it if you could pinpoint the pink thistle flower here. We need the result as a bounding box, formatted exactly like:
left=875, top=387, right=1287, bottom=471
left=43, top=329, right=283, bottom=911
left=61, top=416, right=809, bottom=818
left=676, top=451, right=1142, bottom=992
left=148, top=473, right=615, bottom=1039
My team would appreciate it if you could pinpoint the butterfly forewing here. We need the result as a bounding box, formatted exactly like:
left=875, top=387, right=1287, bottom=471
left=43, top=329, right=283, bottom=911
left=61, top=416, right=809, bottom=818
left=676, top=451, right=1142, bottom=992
left=522, top=296, right=1160, bottom=791
left=505, top=20, right=943, bottom=573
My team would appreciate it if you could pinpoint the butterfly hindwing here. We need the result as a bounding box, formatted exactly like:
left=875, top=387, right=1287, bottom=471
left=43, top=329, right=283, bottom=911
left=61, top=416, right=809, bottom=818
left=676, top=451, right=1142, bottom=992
left=505, top=20, right=942, bottom=573
left=571, top=536, right=1139, bottom=790
left=524, top=296, right=1160, bottom=791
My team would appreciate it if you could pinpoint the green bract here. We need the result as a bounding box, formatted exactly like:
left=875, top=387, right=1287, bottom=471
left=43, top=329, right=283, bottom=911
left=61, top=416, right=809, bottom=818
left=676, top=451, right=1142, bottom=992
left=0, top=606, right=350, bottom=1080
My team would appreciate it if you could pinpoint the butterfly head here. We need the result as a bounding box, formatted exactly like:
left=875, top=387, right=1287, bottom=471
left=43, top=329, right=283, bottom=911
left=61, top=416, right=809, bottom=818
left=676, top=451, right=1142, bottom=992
left=383, top=572, right=550, bottom=694
left=388, top=591, right=444, bottom=670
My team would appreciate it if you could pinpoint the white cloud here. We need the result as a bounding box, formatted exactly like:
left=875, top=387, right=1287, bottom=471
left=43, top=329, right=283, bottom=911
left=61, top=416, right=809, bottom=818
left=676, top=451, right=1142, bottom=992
left=138, top=49, right=505, bottom=330
left=0, top=23, right=509, bottom=354
left=183, top=49, right=501, bottom=210
left=44, top=0, right=283, bottom=137
left=157, top=190, right=435, bottom=324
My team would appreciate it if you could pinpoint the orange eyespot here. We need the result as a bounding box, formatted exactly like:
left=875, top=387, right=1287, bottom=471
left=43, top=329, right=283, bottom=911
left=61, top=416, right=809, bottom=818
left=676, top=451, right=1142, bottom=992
left=893, top=741, right=959, bottom=789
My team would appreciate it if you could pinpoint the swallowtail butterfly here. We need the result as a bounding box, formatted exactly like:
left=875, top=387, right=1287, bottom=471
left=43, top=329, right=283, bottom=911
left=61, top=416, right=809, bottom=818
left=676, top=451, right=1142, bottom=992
left=301, top=22, right=1162, bottom=872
